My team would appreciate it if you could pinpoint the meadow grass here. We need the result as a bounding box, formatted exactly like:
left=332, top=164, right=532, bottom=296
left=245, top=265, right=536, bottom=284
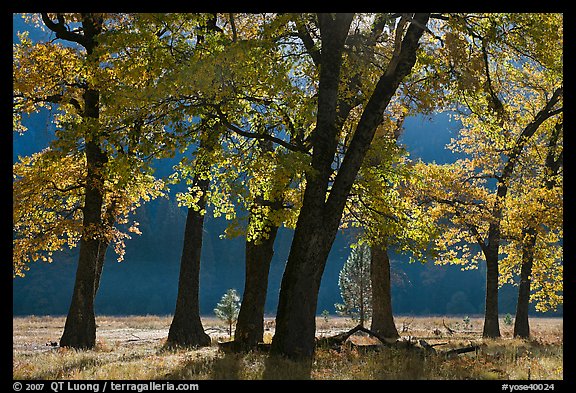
left=13, top=315, right=562, bottom=380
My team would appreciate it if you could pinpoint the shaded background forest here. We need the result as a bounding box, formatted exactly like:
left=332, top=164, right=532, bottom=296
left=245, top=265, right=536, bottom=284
left=11, top=15, right=561, bottom=319
left=14, top=110, right=557, bottom=318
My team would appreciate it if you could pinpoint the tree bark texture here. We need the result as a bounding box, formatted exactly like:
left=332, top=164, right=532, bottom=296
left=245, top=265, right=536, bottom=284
left=60, top=137, right=107, bottom=348
left=234, top=221, right=279, bottom=349
left=513, top=228, right=536, bottom=339
left=370, top=245, right=399, bottom=339
left=482, top=248, right=501, bottom=338
left=166, top=175, right=211, bottom=348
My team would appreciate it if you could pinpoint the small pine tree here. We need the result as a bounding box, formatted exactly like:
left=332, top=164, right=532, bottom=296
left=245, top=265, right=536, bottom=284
left=214, top=289, right=241, bottom=338
left=334, top=244, right=372, bottom=326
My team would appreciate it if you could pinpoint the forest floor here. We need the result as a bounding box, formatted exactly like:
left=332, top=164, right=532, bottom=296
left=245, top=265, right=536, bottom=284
left=13, top=315, right=563, bottom=380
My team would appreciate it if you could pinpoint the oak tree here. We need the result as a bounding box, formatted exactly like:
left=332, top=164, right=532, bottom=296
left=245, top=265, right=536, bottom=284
left=417, top=13, right=563, bottom=338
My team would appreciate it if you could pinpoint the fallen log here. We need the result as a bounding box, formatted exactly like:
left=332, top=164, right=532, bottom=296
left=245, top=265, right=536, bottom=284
left=444, top=344, right=481, bottom=358
left=217, top=340, right=271, bottom=353
left=316, top=324, right=364, bottom=349
left=418, top=339, right=450, bottom=353
left=218, top=324, right=482, bottom=358
left=345, top=341, right=384, bottom=353
left=316, top=324, right=397, bottom=350
left=316, top=324, right=480, bottom=359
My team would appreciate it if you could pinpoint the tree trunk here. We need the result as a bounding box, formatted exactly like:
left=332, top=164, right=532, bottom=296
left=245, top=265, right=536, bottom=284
left=60, top=139, right=106, bottom=349
left=93, top=203, right=117, bottom=297
left=370, top=245, right=399, bottom=339
left=59, top=239, right=99, bottom=348
left=481, top=182, right=507, bottom=339
left=93, top=240, right=108, bottom=298
left=234, top=221, right=279, bottom=349
left=166, top=175, right=211, bottom=348
left=269, top=13, right=429, bottom=365
left=269, top=13, right=354, bottom=363
left=482, top=250, right=501, bottom=338
left=55, top=14, right=106, bottom=350
left=269, top=210, right=337, bottom=361
left=514, top=228, right=536, bottom=339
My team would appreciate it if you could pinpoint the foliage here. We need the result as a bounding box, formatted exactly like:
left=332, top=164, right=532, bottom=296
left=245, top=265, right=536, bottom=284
left=344, top=132, right=441, bottom=262
left=321, top=310, right=330, bottom=324
left=136, top=13, right=316, bottom=246
left=335, top=244, right=372, bottom=325
left=12, top=148, right=164, bottom=277
left=463, top=316, right=471, bottom=330
left=13, top=13, right=180, bottom=277
left=214, top=289, right=241, bottom=338
left=413, top=13, right=563, bottom=312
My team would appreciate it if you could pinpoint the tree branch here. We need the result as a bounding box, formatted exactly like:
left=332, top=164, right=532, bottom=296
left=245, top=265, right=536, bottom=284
left=294, top=15, right=320, bottom=66
left=353, top=193, right=400, bottom=223
left=501, top=86, right=563, bottom=182
left=34, top=93, right=83, bottom=113
left=325, top=13, right=430, bottom=218
left=48, top=180, right=85, bottom=193
left=212, top=105, right=310, bottom=154
left=41, top=13, right=89, bottom=47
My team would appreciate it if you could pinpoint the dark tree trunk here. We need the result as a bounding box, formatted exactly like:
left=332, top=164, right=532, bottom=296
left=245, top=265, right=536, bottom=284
left=49, top=14, right=106, bottom=350
left=60, top=139, right=107, bottom=349
left=94, top=203, right=117, bottom=297
left=269, top=13, right=429, bottom=365
left=269, top=13, right=353, bottom=363
left=59, top=239, right=98, bottom=348
left=166, top=175, right=211, bottom=348
left=482, top=249, right=501, bottom=338
left=269, top=210, right=337, bottom=362
left=370, top=245, right=399, bottom=339
left=514, top=228, right=536, bottom=339
left=234, top=137, right=281, bottom=350
left=482, top=195, right=504, bottom=339
left=93, top=240, right=108, bottom=298
left=234, top=221, right=279, bottom=349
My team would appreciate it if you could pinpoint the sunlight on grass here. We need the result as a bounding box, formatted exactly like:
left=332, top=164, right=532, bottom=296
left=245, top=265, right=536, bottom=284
left=13, top=315, right=562, bottom=380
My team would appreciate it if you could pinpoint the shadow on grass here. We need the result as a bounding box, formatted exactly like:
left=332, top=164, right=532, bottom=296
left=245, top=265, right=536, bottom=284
left=162, top=347, right=314, bottom=380
left=369, top=347, right=428, bottom=380
left=19, top=350, right=150, bottom=380
left=162, top=350, right=243, bottom=380
left=28, top=356, right=101, bottom=380
left=210, top=352, right=242, bottom=379
left=262, top=354, right=312, bottom=380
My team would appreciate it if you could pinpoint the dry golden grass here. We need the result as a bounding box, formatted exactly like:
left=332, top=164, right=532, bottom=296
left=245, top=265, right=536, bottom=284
left=13, top=315, right=562, bottom=380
